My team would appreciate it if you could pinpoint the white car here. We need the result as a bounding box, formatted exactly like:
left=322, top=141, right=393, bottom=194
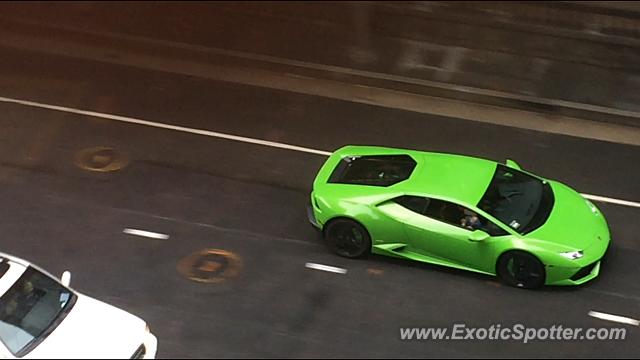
left=0, top=253, right=158, bottom=359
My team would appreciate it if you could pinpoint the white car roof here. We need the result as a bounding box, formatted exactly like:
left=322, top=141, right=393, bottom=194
left=0, top=252, right=31, bottom=267
left=0, top=257, right=28, bottom=298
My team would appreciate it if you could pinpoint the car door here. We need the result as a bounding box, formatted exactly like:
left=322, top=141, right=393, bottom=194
left=374, top=197, right=427, bottom=252
left=393, top=196, right=502, bottom=268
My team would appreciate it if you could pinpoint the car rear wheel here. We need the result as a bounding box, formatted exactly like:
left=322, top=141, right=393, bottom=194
left=324, top=219, right=371, bottom=258
left=497, top=251, right=545, bottom=289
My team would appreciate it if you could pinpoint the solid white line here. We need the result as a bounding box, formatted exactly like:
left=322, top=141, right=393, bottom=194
left=0, top=96, right=332, bottom=157
left=588, top=311, right=640, bottom=326
left=581, top=194, right=640, bottom=209
left=123, top=228, right=169, bottom=240
left=0, top=95, right=639, bottom=209
left=305, top=262, right=347, bottom=274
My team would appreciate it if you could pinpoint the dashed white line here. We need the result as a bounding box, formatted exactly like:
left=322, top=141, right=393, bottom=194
left=305, top=262, right=348, bottom=274
left=0, top=95, right=639, bottom=209
left=588, top=311, right=640, bottom=326
left=123, top=228, right=170, bottom=240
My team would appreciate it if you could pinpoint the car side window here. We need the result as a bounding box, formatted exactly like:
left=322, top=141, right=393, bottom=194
left=426, top=199, right=508, bottom=236
left=394, top=196, right=507, bottom=236
left=393, top=195, right=430, bottom=215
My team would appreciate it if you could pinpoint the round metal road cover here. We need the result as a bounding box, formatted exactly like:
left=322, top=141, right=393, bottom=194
left=177, top=249, right=242, bottom=284
left=74, top=146, right=129, bottom=172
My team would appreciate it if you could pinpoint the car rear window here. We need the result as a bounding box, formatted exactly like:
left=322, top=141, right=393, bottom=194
left=328, top=155, right=417, bottom=187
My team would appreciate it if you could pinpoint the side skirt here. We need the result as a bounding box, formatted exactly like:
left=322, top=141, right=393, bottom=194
left=372, top=244, right=495, bottom=276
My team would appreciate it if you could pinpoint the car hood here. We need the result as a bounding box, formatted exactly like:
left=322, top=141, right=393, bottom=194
left=26, top=294, right=146, bottom=359
left=527, top=181, right=610, bottom=251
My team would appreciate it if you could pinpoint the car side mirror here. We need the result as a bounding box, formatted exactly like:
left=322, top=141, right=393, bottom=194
left=61, top=271, right=72, bottom=287
left=506, top=159, right=522, bottom=170
left=468, top=230, right=490, bottom=242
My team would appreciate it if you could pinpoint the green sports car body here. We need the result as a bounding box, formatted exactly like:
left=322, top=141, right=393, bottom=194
left=309, top=146, right=610, bottom=288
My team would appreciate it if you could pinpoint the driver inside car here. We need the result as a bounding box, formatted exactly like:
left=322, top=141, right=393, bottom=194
left=461, top=209, right=483, bottom=231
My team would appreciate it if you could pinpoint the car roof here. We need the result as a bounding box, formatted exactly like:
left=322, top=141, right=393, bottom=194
left=330, top=146, right=498, bottom=206
left=0, top=256, right=28, bottom=298
left=0, top=252, right=30, bottom=267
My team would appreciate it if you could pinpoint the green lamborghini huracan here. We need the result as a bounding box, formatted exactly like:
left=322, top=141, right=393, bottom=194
left=308, top=146, right=610, bottom=289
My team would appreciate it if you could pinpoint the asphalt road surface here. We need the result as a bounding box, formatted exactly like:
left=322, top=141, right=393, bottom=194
left=0, top=3, right=639, bottom=359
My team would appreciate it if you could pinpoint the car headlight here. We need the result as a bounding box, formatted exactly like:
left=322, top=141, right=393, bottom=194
left=585, top=199, right=599, bottom=215
left=560, top=251, right=584, bottom=260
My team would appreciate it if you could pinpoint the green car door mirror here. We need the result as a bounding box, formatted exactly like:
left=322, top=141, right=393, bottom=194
left=468, top=230, right=490, bottom=242
left=506, top=159, right=522, bottom=170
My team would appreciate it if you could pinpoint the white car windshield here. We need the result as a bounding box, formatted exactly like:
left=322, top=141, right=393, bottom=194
left=0, top=264, right=76, bottom=357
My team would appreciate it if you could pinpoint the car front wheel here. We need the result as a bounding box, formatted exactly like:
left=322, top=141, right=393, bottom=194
left=497, top=251, right=546, bottom=289
left=324, top=219, right=371, bottom=259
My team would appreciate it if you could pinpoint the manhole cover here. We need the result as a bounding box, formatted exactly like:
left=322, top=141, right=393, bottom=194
left=74, top=146, right=129, bottom=172
left=177, top=249, right=242, bottom=284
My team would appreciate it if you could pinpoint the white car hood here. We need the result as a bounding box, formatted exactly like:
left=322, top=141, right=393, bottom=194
left=25, top=294, right=146, bottom=359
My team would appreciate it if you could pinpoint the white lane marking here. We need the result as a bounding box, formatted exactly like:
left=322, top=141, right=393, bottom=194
left=588, top=311, right=640, bottom=326
left=1, top=95, right=639, bottom=209
left=305, top=262, right=347, bottom=274
left=123, top=228, right=169, bottom=240
left=582, top=194, right=640, bottom=209
left=0, top=96, right=332, bottom=157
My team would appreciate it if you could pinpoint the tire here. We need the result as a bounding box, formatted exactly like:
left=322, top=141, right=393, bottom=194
left=497, top=251, right=546, bottom=289
left=324, top=218, right=371, bottom=259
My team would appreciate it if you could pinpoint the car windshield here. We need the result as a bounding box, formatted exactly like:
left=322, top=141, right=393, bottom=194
left=0, top=265, right=76, bottom=356
left=478, top=165, right=554, bottom=234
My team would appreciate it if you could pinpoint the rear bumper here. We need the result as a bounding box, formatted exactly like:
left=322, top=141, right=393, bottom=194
left=307, top=205, right=321, bottom=229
